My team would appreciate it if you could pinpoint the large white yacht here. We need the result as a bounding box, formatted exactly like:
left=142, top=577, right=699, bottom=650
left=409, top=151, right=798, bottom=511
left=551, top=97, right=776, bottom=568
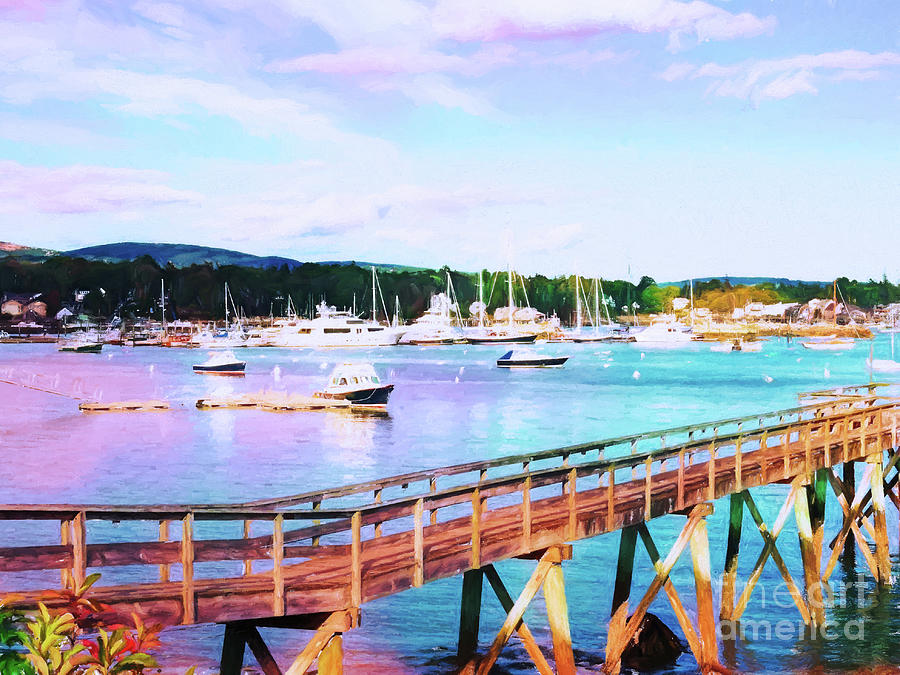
left=273, top=302, right=404, bottom=347
left=399, top=290, right=463, bottom=345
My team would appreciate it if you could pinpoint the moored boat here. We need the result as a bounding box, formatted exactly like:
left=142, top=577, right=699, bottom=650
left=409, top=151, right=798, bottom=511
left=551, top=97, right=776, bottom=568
left=801, top=338, right=854, bottom=351
left=193, top=351, right=246, bottom=375
left=496, top=348, right=569, bottom=368
left=313, top=363, right=394, bottom=407
left=58, top=340, right=103, bottom=353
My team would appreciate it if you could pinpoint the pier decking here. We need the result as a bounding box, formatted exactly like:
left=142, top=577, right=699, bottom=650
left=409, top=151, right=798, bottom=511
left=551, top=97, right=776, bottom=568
left=3, top=383, right=899, bottom=674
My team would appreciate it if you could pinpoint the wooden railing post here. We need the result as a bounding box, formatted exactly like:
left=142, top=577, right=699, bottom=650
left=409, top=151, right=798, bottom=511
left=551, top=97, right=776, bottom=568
left=413, top=498, right=424, bottom=587
left=242, top=520, right=252, bottom=576
left=72, top=511, right=86, bottom=589
left=159, top=520, right=171, bottom=582
left=273, top=514, right=285, bottom=616
left=644, top=458, right=652, bottom=520
left=567, top=468, right=577, bottom=539
left=373, top=489, right=383, bottom=538
left=471, top=489, right=482, bottom=569
left=351, top=511, right=361, bottom=607
left=429, top=477, right=438, bottom=526
left=60, top=518, right=71, bottom=588
left=181, top=512, right=195, bottom=624
left=522, top=475, right=532, bottom=551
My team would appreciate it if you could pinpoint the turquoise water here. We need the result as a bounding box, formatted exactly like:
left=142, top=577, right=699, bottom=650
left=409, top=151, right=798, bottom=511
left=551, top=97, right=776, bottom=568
left=1, top=336, right=898, bottom=673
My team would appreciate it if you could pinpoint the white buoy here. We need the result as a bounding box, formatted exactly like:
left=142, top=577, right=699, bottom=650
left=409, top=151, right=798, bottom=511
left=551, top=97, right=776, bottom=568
left=458, top=366, right=465, bottom=375
left=824, top=367, right=831, bottom=379
left=633, top=370, right=641, bottom=380
left=272, top=365, right=281, bottom=382
left=318, top=361, right=328, bottom=369
left=454, top=376, right=460, bottom=383
left=640, top=353, right=645, bottom=360
left=148, top=364, right=155, bottom=374
left=603, top=363, right=610, bottom=369
left=763, top=375, right=774, bottom=383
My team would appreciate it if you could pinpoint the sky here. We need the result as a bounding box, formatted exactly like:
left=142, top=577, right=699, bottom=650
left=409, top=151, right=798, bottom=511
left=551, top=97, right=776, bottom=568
left=1, top=0, right=898, bottom=281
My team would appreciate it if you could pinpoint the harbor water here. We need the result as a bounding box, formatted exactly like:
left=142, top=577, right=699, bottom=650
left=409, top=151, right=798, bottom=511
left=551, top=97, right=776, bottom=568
left=2, top=336, right=899, bottom=674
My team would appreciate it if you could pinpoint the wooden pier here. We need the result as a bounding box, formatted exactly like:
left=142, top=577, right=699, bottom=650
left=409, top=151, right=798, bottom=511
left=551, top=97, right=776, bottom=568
left=3, top=383, right=900, bottom=674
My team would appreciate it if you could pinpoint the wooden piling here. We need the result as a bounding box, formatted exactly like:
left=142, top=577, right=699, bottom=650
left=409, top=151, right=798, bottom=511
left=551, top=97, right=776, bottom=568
left=543, top=559, right=576, bottom=675
left=605, top=527, right=637, bottom=674
left=690, top=517, right=718, bottom=673
left=457, top=569, right=483, bottom=664
left=720, top=493, right=743, bottom=621
left=870, top=454, right=892, bottom=585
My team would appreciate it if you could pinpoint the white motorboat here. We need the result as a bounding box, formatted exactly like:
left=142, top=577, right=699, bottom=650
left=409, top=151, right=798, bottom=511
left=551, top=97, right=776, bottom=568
left=633, top=320, right=694, bottom=344
left=710, top=341, right=734, bottom=353
left=400, top=275, right=463, bottom=345
left=313, top=363, right=393, bottom=406
left=496, top=348, right=569, bottom=368
left=273, top=302, right=403, bottom=347
left=801, top=338, right=854, bottom=351
left=193, top=350, right=246, bottom=375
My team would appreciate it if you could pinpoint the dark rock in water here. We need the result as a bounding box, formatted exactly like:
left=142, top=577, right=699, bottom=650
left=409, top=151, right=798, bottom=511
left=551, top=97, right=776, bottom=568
left=620, top=612, right=684, bottom=670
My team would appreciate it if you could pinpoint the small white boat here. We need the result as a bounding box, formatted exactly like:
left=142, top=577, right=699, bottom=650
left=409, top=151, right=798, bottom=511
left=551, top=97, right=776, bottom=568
left=496, top=348, right=569, bottom=368
left=801, top=338, right=855, bottom=351
left=868, top=358, right=900, bottom=373
left=193, top=351, right=246, bottom=375
left=313, top=363, right=393, bottom=406
left=710, top=341, right=734, bottom=353
left=740, top=340, right=763, bottom=353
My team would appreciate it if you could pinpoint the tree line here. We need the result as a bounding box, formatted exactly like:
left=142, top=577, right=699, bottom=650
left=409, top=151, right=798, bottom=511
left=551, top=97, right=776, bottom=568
left=1, top=254, right=898, bottom=323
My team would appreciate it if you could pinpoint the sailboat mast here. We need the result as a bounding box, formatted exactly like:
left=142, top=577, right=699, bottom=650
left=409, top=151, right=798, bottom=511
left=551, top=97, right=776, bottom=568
left=372, top=267, right=377, bottom=323
left=833, top=280, right=838, bottom=327
left=593, top=278, right=600, bottom=335
left=160, top=279, right=166, bottom=329
left=507, top=262, right=514, bottom=330
left=690, top=279, right=694, bottom=328
left=599, top=279, right=611, bottom=325
left=575, top=274, right=582, bottom=332
left=224, top=282, right=229, bottom=326
left=478, top=270, right=484, bottom=328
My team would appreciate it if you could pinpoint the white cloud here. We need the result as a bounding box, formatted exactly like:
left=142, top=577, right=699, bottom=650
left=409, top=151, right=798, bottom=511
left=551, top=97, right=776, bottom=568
left=665, top=49, right=900, bottom=104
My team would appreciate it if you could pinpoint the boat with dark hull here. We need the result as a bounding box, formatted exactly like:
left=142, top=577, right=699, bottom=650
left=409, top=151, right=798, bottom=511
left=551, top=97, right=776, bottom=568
left=467, top=332, right=537, bottom=345
left=59, top=341, right=103, bottom=353
left=193, top=351, right=246, bottom=375
left=496, top=349, right=569, bottom=368
left=313, top=363, right=394, bottom=407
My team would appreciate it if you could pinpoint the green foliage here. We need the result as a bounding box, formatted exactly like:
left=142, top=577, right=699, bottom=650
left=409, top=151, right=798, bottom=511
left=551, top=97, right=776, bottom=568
left=3, top=254, right=900, bottom=325
left=1, top=597, right=36, bottom=675
left=1, top=576, right=175, bottom=675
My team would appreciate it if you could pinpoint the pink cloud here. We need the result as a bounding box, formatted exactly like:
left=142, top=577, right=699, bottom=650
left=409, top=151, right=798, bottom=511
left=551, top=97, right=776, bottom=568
left=0, top=161, right=200, bottom=215
left=0, top=0, right=54, bottom=21
left=431, top=1, right=775, bottom=47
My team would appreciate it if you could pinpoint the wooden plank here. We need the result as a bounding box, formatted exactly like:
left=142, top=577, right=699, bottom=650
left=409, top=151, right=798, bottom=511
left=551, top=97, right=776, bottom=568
left=644, top=457, right=652, bottom=520
left=567, top=468, right=577, bottom=539
left=181, top=513, right=195, bottom=624
left=522, top=476, right=532, bottom=551
left=794, top=479, right=823, bottom=625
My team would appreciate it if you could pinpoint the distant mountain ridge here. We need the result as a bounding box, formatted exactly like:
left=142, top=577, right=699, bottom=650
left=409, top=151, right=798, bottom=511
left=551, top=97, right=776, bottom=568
left=660, top=276, right=827, bottom=288
left=57, top=242, right=414, bottom=271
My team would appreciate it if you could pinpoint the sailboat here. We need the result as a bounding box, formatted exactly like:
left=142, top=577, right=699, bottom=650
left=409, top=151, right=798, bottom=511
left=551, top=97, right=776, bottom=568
left=400, top=271, right=464, bottom=345
left=801, top=281, right=857, bottom=351
left=466, top=263, right=537, bottom=345
left=867, top=328, right=900, bottom=373
left=572, top=276, right=609, bottom=343
left=193, top=282, right=248, bottom=348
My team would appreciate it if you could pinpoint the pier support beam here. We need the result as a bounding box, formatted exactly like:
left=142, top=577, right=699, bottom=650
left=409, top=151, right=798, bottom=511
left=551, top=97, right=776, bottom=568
left=458, top=545, right=572, bottom=675
left=602, top=503, right=722, bottom=675
left=869, top=453, right=892, bottom=585
left=841, top=461, right=856, bottom=561
left=719, top=493, right=743, bottom=622
left=220, top=609, right=358, bottom=675
left=795, top=471, right=826, bottom=626
left=457, top=569, right=484, bottom=664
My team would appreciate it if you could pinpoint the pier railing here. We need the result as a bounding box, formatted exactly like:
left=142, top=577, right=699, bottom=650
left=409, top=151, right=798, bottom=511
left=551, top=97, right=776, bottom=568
left=1, top=386, right=898, bottom=628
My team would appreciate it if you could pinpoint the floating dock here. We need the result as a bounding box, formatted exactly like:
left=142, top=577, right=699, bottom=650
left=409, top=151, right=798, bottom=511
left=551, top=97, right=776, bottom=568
left=195, top=392, right=367, bottom=412
left=78, top=400, right=171, bottom=413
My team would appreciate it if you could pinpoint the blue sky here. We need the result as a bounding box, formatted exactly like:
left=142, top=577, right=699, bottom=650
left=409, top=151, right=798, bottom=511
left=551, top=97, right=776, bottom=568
left=1, top=0, right=898, bottom=281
